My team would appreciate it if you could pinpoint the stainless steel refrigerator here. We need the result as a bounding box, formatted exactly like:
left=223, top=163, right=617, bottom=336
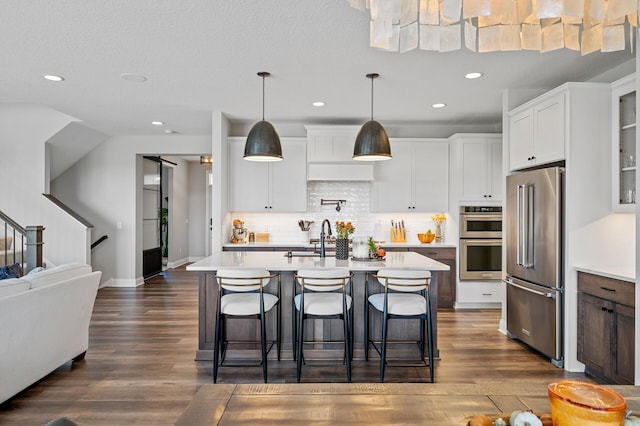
left=505, top=166, right=564, bottom=367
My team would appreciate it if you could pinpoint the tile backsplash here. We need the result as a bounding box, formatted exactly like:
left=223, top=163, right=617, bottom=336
left=228, top=181, right=457, bottom=244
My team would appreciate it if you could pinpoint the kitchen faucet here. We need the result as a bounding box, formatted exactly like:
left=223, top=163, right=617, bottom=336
left=320, top=219, right=333, bottom=258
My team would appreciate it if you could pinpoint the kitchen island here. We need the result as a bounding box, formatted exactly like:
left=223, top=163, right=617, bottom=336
left=223, top=241, right=459, bottom=307
left=187, top=251, right=449, bottom=361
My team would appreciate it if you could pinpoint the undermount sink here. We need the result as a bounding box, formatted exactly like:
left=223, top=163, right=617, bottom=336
left=284, top=251, right=333, bottom=258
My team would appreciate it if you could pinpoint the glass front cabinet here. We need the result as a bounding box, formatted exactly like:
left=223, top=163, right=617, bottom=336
left=612, top=74, right=636, bottom=213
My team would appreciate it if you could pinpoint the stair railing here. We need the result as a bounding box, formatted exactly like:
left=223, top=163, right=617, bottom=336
left=91, top=235, right=108, bottom=250
left=0, top=210, right=44, bottom=273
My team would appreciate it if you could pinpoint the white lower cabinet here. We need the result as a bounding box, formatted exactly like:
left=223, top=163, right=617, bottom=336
left=456, top=281, right=503, bottom=308
left=228, top=137, right=307, bottom=212
left=371, top=139, right=449, bottom=212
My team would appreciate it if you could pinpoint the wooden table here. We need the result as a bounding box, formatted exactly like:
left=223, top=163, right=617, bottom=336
left=175, top=383, right=640, bottom=425
left=187, top=251, right=449, bottom=361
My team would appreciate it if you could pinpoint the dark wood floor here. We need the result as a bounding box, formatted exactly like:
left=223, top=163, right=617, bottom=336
left=0, top=266, right=589, bottom=425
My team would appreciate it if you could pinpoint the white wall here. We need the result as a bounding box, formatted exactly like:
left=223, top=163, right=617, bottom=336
left=564, top=84, right=616, bottom=372
left=211, top=111, right=230, bottom=262
left=162, top=156, right=190, bottom=268
left=52, top=134, right=209, bottom=286
left=188, top=161, right=210, bottom=260
left=0, top=104, right=90, bottom=266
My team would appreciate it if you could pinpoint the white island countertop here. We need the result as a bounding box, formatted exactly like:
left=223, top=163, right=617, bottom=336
left=187, top=251, right=450, bottom=272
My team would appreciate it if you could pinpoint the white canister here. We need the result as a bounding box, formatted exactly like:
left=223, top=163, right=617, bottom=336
left=352, top=237, right=369, bottom=259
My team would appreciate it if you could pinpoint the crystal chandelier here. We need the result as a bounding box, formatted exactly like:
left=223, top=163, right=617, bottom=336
left=345, top=0, right=636, bottom=54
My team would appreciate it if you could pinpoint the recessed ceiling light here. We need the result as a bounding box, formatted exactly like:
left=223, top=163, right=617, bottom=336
left=151, top=121, right=164, bottom=126
left=120, top=73, right=147, bottom=83
left=164, top=129, right=176, bottom=134
left=465, top=72, right=483, bottom=79
left=312, top=101, right=326, bottom=107
left=43, top=74, right=64, bottom=82
left=432, top=103, right=446, bottom=108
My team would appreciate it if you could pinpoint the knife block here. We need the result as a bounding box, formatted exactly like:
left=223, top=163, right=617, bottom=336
left=390, top=228, right=406, bottom=242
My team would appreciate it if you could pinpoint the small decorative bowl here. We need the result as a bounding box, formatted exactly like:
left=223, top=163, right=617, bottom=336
left=548, top=381, right=626, bottom=426
left=417, top=233, right=435, bottom=243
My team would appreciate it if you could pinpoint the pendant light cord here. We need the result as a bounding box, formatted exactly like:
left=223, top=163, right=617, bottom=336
left=370, top=75, right=374, bottom=120
left=366, top=73, right=379, bottom=120
left=262, top=74, right=265, bottom=121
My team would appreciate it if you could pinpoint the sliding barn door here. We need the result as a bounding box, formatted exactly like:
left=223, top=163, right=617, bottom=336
left=142, top=156, right=162, bottom=279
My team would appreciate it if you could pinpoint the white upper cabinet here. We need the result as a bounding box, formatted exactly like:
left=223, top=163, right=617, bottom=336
left=451, top=134, right=503, bottom=202
left=509, top=91, right=565, bottom=171
left=305, top=125, right=360, bottom=162
left=371, top=139, right=449, bottom=212
left=611, top=74, right=636, bottom=213
left=228, top=137, right=307, bottom=212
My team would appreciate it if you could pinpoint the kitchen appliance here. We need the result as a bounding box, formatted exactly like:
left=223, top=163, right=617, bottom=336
left=459, top=206, right=502, bottom=280
left=459, top=206, right=503, bottom=238
left=505, top=166, right=564, bottom=367
left=231, top=219, right=248, bottom=243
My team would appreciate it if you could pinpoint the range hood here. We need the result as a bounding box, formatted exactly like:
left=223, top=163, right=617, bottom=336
left=307, top=163, right=374, bottom=181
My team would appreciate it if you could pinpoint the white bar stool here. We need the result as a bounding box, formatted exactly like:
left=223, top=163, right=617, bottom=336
left=213, top=269, right=281, bottom=383
left=293, top=269, right=353, bottom=383
left=364, top=268, right=434, bottom=382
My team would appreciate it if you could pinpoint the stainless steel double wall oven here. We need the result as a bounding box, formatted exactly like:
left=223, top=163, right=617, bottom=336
left=459, top=206, right=503, bottom=281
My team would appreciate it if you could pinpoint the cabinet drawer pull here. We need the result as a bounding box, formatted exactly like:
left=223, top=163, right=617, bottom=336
left=602, top=306, right=608, bottom=311
left=482, top=293, right=493, bottom=296
left=600, top=287, right=616, bottom=292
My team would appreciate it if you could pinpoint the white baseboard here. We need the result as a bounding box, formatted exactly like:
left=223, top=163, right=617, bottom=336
left=167, top=257, right=189, bottom=269
left=498, top=318, right=507, bottom=335
left=101, top=277, right=143, bottom=288
left=454, top=302, right=501, bottom=309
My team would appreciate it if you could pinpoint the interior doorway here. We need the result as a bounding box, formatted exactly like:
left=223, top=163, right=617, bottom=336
left=142, top=156, right=163, bottom=279
left=161, top=164, right=171, bottom=270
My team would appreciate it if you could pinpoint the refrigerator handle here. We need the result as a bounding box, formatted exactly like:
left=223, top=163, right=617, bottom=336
left=524, top=184, right=534, bottom=268
left=516, top=184, right=523, bottom=266
left=523, top=184, right=529, bottom=267
left=504, top=279, right=556, bottom=298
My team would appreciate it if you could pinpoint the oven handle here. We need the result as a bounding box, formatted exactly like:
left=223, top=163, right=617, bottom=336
left=462, top=239, right=502, bottom=246
left=460, top=214, right=502, bottom=220
left=504, top=279, right=555, bottom=299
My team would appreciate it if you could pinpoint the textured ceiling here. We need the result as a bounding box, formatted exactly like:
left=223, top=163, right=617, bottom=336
left=0, top=0, right=635, bottom=137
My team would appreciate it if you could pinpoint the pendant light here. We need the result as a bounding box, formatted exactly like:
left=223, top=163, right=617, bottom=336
left=244, top=72, right=283, bottom=162
left=353, top=73, right=391, bottom=161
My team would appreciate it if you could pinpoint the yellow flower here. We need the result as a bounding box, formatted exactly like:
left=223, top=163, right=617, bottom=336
left=335, top=221, right=355, bottom=239
left=431, top=213, right=447, bottom=224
